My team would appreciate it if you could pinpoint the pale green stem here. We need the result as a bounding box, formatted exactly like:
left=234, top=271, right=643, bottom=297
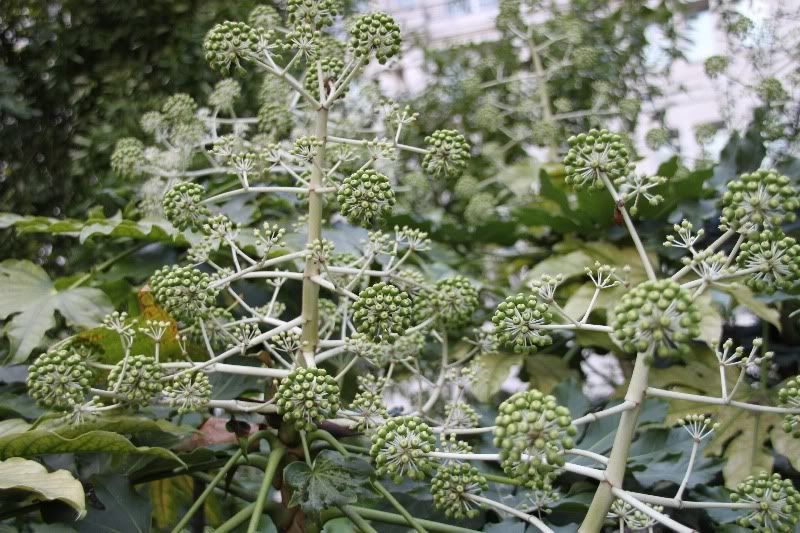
left=373, top=481, right=428, bottom=533
left=341, top=505, right=379, bottom=533
left=674, top=439, right=699, bottom=501
left=247, top=446, right=286, bottom=533
left=646, top=387, right=800, bottom=414
left=464, top=494, right=553, bottom=533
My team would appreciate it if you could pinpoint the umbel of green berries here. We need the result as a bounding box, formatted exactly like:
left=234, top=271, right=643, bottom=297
left=736, top=230, right=800, bottom=294
left=111, top=138, right=144, bottom=178
left=276, top=367, right=341, bottom=432
left=304, top=56, right=346, bottom=98
left=336, top=169, right=396, bottom=226
left=108, top=354, right=163, bottom=408
left=163, top=371, right=212, bottom=414
left=493, top=389, right=577, bottom=488
left=431, top=462, right=488, bottom=519
left=778, top=377, right=800, bottom=438
left=430, top=276, right=479, bottom=328
left=257, top=102, right=293, bottom=140
left=352, top=282, right=413, bottom=343
left=370, top=416, right=436, bottom=483
left=203, top=21, right=265, bottom=76
left=563, top=129, right=633, bottom=189
left=150, top=265, right=219, bottom=323
left=611, top=279, right=701, bottom=357
left=26, top=349, right=94, bottom=411
left=350, top=390, right=388, bottom=432
left=163, top=182, right=211, bottom=231
left=350, top=12, right=402, bottom=64
left=422, top=129, right=470, bottom=180
left=720, top=169, right=799, bottom=233
left=730, top=471, right=800, bottom=532
left=491, top=293, right=553, bottom=354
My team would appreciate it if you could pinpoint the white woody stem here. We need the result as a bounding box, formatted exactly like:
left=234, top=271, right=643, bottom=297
left=646, top=387, right=800, bottom=414
left=572, top=401, right=637, bottom=426
left=464, top=494, right=554, bottom=533
left=610, top=488, right=695, bottom=533
left=674, top=439, right=699, bottom=501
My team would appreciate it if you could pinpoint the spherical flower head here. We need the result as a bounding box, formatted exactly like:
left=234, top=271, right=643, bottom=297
left=163, top=371, right=212, bottom=414
left=422, top=129, right=470, bottom=180
left=150, top=265, right=219, bottom=323
left=736, top=230, right=800, bottom=294
left=204, top=21, right=265, bottom=76
left=563, top=129, right=633, bottom=190
left=108, top=354, right=163, bottom=408
left=645, top=128, right=670, bottom=150
left=464, top=193, right=495, bottom=227
left=778, top=377, right=800, bottom=439
left=304, top=56, right=346, bottom=99
left=757, top=77, right=788, bottom=102
left=370, top=416, right=436, bottom=483
left=162, top=182, right=210, bottom=232
left=248, top=5, right=281, bottom=30
left=140, top=111, right=165, bottom=136
left=350, top=390, right=388, bottom=432
left=161, top=93, right=198, bottom=124
left=257, top=101, right=293, bottom=140
left=26, top=349, right=94, bottom=411
left=572, top=46, right=600, bottom=69
left=720, top=169, right=799, bottom=233
left=491, top=293, right=553, bottom=354
left=454, top=176, right=480, bottom=201
left=444, top=401, right=480, bottom=429
left=611, top=279, right=701, bottom=357
left=337, top=169, right=396, bottom=226
left=493, top=389, right=577, bottom=487
left=288, top=0, right=340, bottom=29
left=276, top=367, right=341, bottom=432
left=208, top=79, right=241, bottom=109
left=730, top=471, right=800, bottom=532
left=111, top=138, right=145, bottom=179
left=431, top=276, right=479, bottom=328
left=353, top=282, right=413, bottom=343
left=704, top=55, right=729, bottom=78
left=431, top=462, right=488, bottom=519
left=349, top=12, right=401, bottom=64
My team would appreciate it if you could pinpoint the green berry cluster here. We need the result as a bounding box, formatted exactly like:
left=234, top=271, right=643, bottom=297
left=108, top=354, right=163, bottom=407
left=350, top=390, right=388, bottom=432
left=26, top=350, right=93, bottom=411
left=778, top=377, right=800, bottom=438
left=352, top=282, right=413, bottom=343
left=611, top=280, right=701, bottom=357
left=257, top=101, right=293, bottom=139
left=163, top=371, right=212, bottom=414
left=349, top=12, right=401, bottom=64
left=304, top=56, right=346, bottom=99
left=444, top=401, right=480, bottom=429
left=276, top=367, right=341, bottom=431
left=563, top=129, right=632, bottom=189
left=608, top=499, right=662, bottom=530
left=162, top=182, right=210, bottom=231
left=150, top=265, right=219, bottom=323
left=704, top=55, right=730, bottom=78
left=162, top=93, right=197, bottom=123
left=736, top=230, right=800, bottom=293
left=370, top=416, right=436, bottom=483
left=491, top=293, right=553, bottom=354
left=422, top=130, right=470, bottom=180
left=730, top=472, right=800, bottom=532
left=248, top=5, right=281, bottom=30
left=209, top=79, right=241, bottom=109
left=430, top=276, right=479, bottom=328
left=111, top=138, right=145, bottom=178
left=493, top=390, right=577, bottom=488
left=204, top=21, right=265, bottom=76
left=431, top=462, right=488, bottom=519
left=464, top=192, right=496, bottom=226
left=287, top=0, right=339, bottom=29
left=336, top=169, right=396, bottom=226
left=720, top=169, right=799, bottom=233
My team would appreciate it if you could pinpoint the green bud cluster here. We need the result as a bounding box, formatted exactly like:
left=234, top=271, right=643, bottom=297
left=108, top=354, right=163, bottom=407
left=608, top=499, right=662, bottom=530
left=26, top=350, right=93, bottom=411
left=704, top=55, right=730, bottom=78
left=444, top=401, right=480, bottom=429
left=430, top=462, right=488, bottom=519
left=349, top=12, right=402, bottom=64
left=248, top=5, right=281, bottom=30
left=337, top=169, right=396, bottom=226
left=730, top=472, right=800, bottom=532
left=291, top=135, right=323, bottom=162
left=491, top=293, right=553, bottom=354
left=162, top=93, right=197, bottom=123
left=778, top=377, right=800, bottom=438
left=736, top=230, right=800, bottom=293
left=720, top=169, right=799, bottom=233
left=276, top=367, right=341, bottom=431
left=370, top=416, right=436, bottom=483
left=757, top=77, right=788, bottom=102
left=209, top=79, right=242, bottom=109
left=464, top=193, right=496, bottom=226
left=204, top=21, right=265, bottom=76
left=271, top=329, right=302, bottom=356
left=111, top=138, right=145, bottom=178
left=304, top=56, right=346, bottom=99
left=350, top=390, right=388, bottom=432
left=493, top=389, right=577, bottom=488
left=611, top=279, right=700, bottom=357
left=150, top=265, right=219, bottom=323
left=422, top=130, right=470, bottom=180
left=353, top=282, right=413, bottom=343
left=288, top=0, right=339, bottom=29
left=257, top=102, right=293, bottom=140
left=430, top=276, right=479, bottom=328
left=162, top=182, right=210, bottom=231
left=563, top=129, right=633, bottom=189
left=163, top=371, right=212, bottom=414
left=453, top=176, right=480, bottom=200
left=645, top=128, right=670, bottom=150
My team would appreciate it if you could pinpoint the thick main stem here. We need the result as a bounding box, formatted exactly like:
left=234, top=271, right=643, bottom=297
left=300, top=107, right=329, bottom=368
left=579, top=352, right=651, bottom=532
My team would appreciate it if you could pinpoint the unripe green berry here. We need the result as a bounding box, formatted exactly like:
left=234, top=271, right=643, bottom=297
left=492, top=293, right=553, bottom=354
left=337, top=169, right=396, bottom=226
left=26, top=349, right=94, bottom=411
left=276, top=367, right=340, bottom=432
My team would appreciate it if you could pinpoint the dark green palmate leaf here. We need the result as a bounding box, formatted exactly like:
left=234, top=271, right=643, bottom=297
left=283, top=450, right=374, bottom=517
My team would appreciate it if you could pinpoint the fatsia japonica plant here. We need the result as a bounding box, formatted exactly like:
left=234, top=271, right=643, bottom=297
left=7, top=3, right=800, bottom=533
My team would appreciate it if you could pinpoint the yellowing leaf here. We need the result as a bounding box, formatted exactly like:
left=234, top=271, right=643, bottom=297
left=0, top=457, right=86, bottom=517
left=470, top=352, right=521, bottom=403
left=723, top=284, right=781, bottom=331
